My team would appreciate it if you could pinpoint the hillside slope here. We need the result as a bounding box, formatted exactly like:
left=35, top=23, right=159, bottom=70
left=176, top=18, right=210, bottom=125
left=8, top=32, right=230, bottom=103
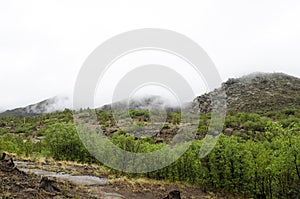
left=2, top=72, right=299, bottom=117
left=0, top=96, right=70, bottom=117
left=193, top=72, right=300, bottom=114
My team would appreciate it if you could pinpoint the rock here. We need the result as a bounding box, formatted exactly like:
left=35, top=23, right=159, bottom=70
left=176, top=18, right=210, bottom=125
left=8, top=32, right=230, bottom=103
left=104, top=127, right=118, bottom=136
left=240, top=129, right=246, bottom=134
left=0, top=153, right=16, bottom=171
left=39, top=177, right=60, bottom=192
left=23, top=188, right=36, bottom=192
left=224, top=128, right=234, bottom=136
left=32, top=138, right=41, bottom=143
left=163, top=190, right=181, bottom=199
left=0, top=152, right=6, bottom=161
left=155, top=138, right=164, bottom=143
left=104, top=192, right=126, bottom=199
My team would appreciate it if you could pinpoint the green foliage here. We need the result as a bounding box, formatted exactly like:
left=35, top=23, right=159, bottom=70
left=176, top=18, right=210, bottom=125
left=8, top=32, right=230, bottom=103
left=0, top=134, right=44, bottom=156
left=0, top=128, right=9, bottom=135
left=129, top=110, right=150, bottom=121
left=243, top=120, right=264, bottom=132
left=44, top=122, right=93, bottom=162
left=170, top=112, right=180, bottom=125
left=147, top=123, right=300, bottom=198
left=0, top=108, right=300, bottom=198
left=279, top=117, right=300, bottom=128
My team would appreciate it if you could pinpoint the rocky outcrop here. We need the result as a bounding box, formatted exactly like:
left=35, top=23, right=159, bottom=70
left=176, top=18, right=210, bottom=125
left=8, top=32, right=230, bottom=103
left=193, top=73, right=300, bottom=114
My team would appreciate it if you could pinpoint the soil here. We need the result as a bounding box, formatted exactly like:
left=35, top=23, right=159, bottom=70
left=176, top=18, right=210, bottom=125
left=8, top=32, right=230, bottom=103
left=1, top=157, right=241, bottom=199
left=0, top=168, right=92, bottom=198
left=102, top=181, right=210, bottom=199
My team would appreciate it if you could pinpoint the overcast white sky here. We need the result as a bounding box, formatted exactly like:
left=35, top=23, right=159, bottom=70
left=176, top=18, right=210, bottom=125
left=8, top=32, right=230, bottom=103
left=0, top=0, right=300, bottom=111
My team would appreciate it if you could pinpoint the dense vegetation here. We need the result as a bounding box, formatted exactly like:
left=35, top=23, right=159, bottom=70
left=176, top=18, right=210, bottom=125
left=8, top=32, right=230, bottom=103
left=0, top=108, right=300, bottom=198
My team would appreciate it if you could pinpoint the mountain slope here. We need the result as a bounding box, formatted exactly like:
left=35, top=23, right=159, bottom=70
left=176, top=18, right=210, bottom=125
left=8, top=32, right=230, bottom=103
left=0, top=96, right=71, bottom=117
left=2, top=72, right=299, bottom=117
left=193, top=72, right=300, bottom=114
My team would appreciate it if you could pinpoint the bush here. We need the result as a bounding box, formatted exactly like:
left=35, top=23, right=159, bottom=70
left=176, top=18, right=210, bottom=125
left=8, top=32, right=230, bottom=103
left=44, top=122, right=92, bottom=162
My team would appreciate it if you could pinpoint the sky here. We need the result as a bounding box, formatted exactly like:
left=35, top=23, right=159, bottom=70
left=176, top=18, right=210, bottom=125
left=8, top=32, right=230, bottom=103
left=0, top=0, right=300, bottom=111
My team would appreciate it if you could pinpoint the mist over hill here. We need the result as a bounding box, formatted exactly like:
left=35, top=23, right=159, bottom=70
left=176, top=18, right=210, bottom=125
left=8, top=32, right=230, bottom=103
left=0, top=96, right=71, bottom=117
left=100, top=95, right=182, bottom=112
left=1, top=72, right=299, bottom=117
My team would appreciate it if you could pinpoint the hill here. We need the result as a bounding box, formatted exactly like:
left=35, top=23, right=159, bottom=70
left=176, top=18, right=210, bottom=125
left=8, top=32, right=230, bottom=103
left=101, top=95, right=181, bottom=112
left=193, top=72, right=300, bottom=114
left=0, top=96, right=71, bottom=117
left=2, top=72, right=300, bottom=117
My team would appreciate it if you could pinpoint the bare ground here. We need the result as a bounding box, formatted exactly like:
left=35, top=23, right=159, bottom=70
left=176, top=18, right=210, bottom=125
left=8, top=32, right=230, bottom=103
left=1, top=157, right=246, bottom=199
